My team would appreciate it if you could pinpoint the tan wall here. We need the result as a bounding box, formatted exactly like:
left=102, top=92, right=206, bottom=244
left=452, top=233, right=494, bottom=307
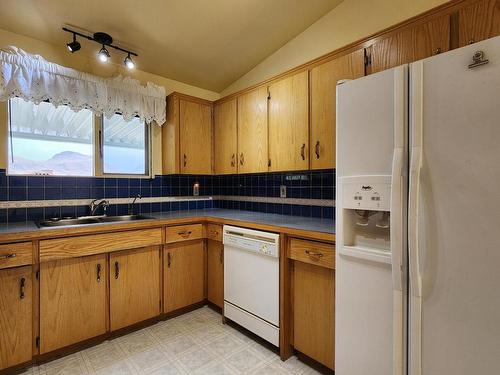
left=221, top=0, right=450, bottom=96
left=0, top=28, right=221, bottom=171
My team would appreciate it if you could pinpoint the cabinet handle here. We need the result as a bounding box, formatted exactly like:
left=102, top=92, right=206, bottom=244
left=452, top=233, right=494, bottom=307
left=468, top=39, right=475, bottom=45
left=183, top=154, right=187, bottom=167
left=305, top=250, right=324, bottom=258
left=167, top=252, right=172, bottom=268
left=240, top=153, right=244, bottom=166
left=219, top=248, right=223, bottom=264
left=434, top=47, right=442, bottom=55
left=19, top=277, right=26, bottom=299
left=1, top=253, right=16, bottom=259
left=300, top=143, right=306, bottom=160
left=114, top=261, right=120, bottom=279
left=96, top=263, right=102, bottom=283
left=178, top=230, right=192, bottom=238
left=315, top=141, right=320, bottom=159
left=231, top=153, right=235, bottom=167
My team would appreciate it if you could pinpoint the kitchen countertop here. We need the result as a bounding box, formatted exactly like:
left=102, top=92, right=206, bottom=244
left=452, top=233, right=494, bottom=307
left=0, top=209, right=335, bottom=242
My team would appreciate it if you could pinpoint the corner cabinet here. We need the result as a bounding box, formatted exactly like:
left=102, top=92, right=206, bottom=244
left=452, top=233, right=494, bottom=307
left=0, top=266, right=32, bottom=370
left=162, top=93, right=213, bottom=175
left=268, top=71, right=309, bottom=172
left=40, top=254, right=107, bottom=354
left=214, top=99, right=238, bottom=174
left=310, top=49, right=365, bottom=169
left=207, top=239, right=224, bottom=308
left=110, top=246, right=161, bottom=331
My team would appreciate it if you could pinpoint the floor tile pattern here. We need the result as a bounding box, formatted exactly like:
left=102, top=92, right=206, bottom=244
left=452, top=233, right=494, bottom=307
left=21, top=307, right=322, bottom=375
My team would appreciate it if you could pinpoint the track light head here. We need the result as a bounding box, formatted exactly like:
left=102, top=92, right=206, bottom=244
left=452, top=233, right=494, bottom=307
left=66, top=34, right=81, bottom=53
left=124, top=54, right=135, bottom=69
left=98, top=45, right=110, bottom=62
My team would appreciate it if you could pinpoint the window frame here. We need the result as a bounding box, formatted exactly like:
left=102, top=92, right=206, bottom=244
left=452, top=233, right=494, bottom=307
left=5, top=99, right=152, bottom=178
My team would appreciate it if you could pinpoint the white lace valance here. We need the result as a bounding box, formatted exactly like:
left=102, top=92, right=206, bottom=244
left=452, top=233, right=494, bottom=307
left=0, top=46, right=166, bottom=125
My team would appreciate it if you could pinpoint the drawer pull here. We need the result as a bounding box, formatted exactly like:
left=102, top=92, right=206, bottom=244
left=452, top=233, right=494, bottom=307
left=96, top=263, right=102, bottom=283
left=114, top=261, right=120, bottom=279
left=19, top=277, right=26, bottom=299
left=305, top=250, right=324, bottom=258
left=178, top=230, right=192, bottom=238
left=209, top=230, right=219, bottom=237
left=2, top=253, right=16, bottom=259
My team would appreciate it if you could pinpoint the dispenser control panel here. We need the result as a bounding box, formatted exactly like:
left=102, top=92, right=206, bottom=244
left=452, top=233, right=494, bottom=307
left=340, top=176, right=391, bottom=211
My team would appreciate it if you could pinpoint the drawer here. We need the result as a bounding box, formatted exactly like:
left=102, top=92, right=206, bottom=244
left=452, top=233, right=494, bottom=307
left=39, top=228, right=163, bottom=262
left=165, top=224, right=203, bottom=243
left=206, top=224, right=223, bottom=242
left=0, top=242, right=33, bottom=269
left=288, top=238, right=335, bottom=269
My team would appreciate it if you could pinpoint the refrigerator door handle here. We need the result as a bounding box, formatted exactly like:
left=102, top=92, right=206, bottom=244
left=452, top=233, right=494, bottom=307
left=408, top=146, right=422, bottom=298
left=390, top=147, right=404, bottom=291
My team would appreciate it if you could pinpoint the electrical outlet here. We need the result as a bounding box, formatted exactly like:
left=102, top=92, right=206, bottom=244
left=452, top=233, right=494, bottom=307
left=280, top=185, right=286, bottom=198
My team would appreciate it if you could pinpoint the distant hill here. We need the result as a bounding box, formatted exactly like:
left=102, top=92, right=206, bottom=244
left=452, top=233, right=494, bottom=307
left=10, top=151, right=92, bottom=176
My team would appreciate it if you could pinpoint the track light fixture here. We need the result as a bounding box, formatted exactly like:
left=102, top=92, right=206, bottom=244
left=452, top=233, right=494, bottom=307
left=66, top=33, right=81, bottom=53
left=62, top=27, right=138, bottom=68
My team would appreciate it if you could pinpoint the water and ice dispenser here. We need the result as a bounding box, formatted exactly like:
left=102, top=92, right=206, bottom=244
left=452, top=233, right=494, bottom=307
left=339, top=176, right=392, bottom=260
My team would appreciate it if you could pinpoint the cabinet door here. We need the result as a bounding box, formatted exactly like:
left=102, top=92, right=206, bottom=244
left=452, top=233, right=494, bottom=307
left=310, top=50, right=364, bottom=170
left=180, top=99, right=213, bottom=174
left=164, top=240, right=205, bottom=313
left=268, top=71, right=309, bottom=172
left=237, top=87, right=269, bottom=173
left=110, top=246, right=160, bottom=331
left=370, top=15, right=450, bottom=73
left=40, top=255, right=107, bottom=354
left=207, top=240, right=223, bottom=308
left=459, top=0, right=500, bottom=47
left=0, top=266, right=32, bottom=370
left=293, top=261, right=334, bottom=369
left=214, top=99, right=237, bottom=174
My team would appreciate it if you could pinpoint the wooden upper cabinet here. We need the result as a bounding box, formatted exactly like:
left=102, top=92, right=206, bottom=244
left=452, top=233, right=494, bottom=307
left=110, top=246, right=160, bottom=331
left=310, top=50, right=365, bottom=170
left=268, top=71, right=309, bottom=172
left=40, top=254, right=107, bottom=354
left=237, top=87, right=269, bottom=173
left=162, top=93, right=213, bottom=175
left=0, top=266, right=32, bottom=370
left=369, top=15, right=450, bottom=73
left=459, top=0, right=500, bottom=47
left=214, top=99, right=237, bottom=174
left=164, top=240, right=205, bottom=313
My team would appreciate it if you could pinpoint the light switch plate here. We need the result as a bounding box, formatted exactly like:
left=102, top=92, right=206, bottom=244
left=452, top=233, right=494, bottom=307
left=280, top=185, right=286, bottom=198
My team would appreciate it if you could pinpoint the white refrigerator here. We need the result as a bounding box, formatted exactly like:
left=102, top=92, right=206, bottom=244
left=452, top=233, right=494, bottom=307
left=335, top=35, right=500, bottom=375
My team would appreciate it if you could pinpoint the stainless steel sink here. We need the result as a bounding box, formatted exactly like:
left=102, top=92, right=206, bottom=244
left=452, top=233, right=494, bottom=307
left=36, top=214, right=152, bottom=228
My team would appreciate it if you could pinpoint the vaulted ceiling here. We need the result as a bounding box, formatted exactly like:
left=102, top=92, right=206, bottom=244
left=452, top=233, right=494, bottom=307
left=0, top=0, right=342, bottom=92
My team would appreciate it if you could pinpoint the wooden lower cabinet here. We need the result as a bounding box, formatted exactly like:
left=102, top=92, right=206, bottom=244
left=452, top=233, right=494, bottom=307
left=293, top=260, right=335, bottom=370
left=110, top=246, right=161, bottom=331
left=40, top=254, right=107, bottom=354
left=0, top=266, right=32, bottom=370
left=164, top=240, right=205, bottom=313
left=207, top=240, right=224, bottom=308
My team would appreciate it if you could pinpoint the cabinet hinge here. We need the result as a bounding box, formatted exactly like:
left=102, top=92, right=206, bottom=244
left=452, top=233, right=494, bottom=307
left=36, top=336, right=40, bottom=348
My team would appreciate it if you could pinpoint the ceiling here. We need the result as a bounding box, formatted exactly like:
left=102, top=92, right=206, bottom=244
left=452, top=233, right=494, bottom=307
left=0, top=0, right=342, bottom=92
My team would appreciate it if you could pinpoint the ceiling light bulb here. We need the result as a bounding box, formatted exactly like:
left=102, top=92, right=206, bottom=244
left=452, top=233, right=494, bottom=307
left=98, top=45, right=110, bottom=62
left=66, top=34, right=81, bottom=53
left=124, top=54, right=135, bottom=69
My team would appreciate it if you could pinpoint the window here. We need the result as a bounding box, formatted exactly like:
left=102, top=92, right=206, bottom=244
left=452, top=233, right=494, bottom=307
left=7, top=98, right=150, bottom=177
left=102, top=114, right=148, bottom=175
left=8, top=98, right=94, bottom=176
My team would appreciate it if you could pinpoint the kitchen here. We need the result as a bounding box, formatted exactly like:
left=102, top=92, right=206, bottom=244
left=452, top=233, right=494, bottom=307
left=0, top=0, right=499, bottom=374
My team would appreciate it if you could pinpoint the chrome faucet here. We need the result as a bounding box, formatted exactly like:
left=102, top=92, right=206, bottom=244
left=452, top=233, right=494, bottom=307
left=89, top=199, right=109, bottom=216
left=128, top=194, right=141, bottom=215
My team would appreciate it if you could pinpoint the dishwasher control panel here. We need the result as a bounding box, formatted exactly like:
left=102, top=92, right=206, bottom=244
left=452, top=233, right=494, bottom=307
left=223, top=225, right=280, bottom=258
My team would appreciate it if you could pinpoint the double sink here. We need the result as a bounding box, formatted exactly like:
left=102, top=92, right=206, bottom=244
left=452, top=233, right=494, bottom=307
left=37, top=214, right=153, bottom=228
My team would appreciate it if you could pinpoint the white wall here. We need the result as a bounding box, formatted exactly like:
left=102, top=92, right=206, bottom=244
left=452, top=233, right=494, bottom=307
left=221, top=0, right=449, bottom=96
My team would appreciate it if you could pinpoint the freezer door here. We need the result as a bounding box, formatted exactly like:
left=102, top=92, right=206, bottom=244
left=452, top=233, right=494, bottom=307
left=409, top=36, right=500, bottom=375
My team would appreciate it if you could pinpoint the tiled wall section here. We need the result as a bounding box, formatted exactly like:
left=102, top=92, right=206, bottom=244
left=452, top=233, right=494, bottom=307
left=0, top=169, right=335, bottom=222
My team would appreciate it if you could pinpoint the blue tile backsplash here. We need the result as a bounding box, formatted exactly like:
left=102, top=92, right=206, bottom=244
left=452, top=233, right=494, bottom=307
left=0, top=169, right=335, bottom=223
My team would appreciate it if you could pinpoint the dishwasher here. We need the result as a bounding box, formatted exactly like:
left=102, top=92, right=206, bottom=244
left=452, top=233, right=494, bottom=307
left=223, top=225, right=280, bottom=346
